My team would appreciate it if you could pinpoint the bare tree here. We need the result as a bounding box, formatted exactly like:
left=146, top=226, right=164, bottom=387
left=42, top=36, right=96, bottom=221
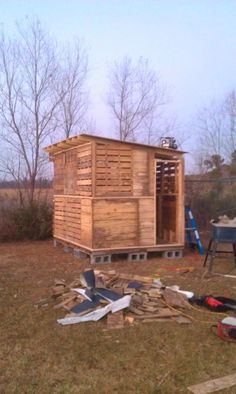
left=57, top=40, right=89, bottom=138
left=0, top=19, right=89, bottom=204
left=194, top=90, right=236, bottom=173
left=107, top=56, right=167, bottom=141
left=223, top=90, right=236, bottom=157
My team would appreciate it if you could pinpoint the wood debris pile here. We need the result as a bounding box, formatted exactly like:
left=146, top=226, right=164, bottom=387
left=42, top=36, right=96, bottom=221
left=50, top=269, right=192, bottom=328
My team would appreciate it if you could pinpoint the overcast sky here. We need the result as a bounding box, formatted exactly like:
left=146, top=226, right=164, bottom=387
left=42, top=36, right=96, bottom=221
left=1, top=0, right=236, bottom=170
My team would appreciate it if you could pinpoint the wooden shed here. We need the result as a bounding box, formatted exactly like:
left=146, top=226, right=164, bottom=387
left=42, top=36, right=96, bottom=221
left=45, top=134, right=185, bottom=260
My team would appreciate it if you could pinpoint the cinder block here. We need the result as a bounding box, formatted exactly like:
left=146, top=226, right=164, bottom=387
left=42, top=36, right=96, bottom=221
left=53, top=239, right=62, bottom=248
left=162, top=250, right=183, bottom=259
left=63, top=245, right=73, bottom=253
left=90, top=254, right=112, bottom=264
left=74, top=248, right=87, bottom=259
left=128, top=252, right=147, bottom=262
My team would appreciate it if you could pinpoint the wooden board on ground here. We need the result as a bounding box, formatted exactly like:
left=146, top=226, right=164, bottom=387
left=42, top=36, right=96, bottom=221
left=107, top=311, right=124, bottom=330
left=188, top=373, right=236, bottom=394
left=133, top=308, right=180, bottom=319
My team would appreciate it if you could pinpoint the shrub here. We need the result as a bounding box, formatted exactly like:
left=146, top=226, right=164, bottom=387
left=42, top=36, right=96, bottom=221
left=0, top=202, right=52, bottom=241
left=11, top=202, right=53, bottom=240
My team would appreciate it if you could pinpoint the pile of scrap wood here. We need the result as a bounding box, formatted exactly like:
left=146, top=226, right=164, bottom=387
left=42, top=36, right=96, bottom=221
left=51, top=269, right=192, bottom=328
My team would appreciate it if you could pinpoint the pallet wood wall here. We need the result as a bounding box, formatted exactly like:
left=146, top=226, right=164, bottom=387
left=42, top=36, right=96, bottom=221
left=49, top=135, right=184, bottom=252
left=54, top=154, right=65, bottom=195
left=93, top=198, right=155, bottom=249
left=138, top=198, right=155, bottom=245
left=54, top=142, right=92, bottom=197
left=54, top=196, right=81, bottom=244
left=77, top=143, right=92, bottom=196
left=93, top=199, right=138, bottom=248
left=54, top=196, right=92, bottom=248
left=95, top=142, right=133, bottom=197
left=132, top=149, right=150, bottom=196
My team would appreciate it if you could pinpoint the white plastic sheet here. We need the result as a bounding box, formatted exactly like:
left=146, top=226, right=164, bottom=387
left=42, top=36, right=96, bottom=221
left=57, top=295, right=132, bottom=326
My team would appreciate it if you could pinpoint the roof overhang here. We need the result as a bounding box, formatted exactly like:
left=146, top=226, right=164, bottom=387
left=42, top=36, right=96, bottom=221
left=44, top=133, right=186, bottom=155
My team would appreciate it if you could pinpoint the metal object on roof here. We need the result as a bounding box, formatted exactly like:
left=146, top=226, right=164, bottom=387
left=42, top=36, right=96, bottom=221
left=160, top=137, right=178, bottom=150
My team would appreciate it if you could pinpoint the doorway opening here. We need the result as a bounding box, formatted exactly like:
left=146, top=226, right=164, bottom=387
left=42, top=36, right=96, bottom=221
left=155, top=159, right=180, bottom=244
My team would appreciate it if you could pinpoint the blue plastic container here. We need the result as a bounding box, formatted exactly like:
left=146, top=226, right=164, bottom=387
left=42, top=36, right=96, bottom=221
left=212, top=225, right=236, bottom=243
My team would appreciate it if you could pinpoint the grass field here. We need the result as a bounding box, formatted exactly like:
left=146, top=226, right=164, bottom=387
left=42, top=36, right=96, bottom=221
left=1, top=240, right=236, bottom=393
left=0, top=188, right=53, bottom=201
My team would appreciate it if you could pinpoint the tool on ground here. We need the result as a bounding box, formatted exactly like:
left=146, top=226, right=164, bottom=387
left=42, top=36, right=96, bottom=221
left=217, top=317, right=236, bottom=342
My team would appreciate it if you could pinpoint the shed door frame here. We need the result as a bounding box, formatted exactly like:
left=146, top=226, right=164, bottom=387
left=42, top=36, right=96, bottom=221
left=154, top=158, right=184, bottom=245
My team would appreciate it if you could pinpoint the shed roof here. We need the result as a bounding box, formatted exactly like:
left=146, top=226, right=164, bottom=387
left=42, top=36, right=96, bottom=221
left=44, top=133, right=185, bottom=155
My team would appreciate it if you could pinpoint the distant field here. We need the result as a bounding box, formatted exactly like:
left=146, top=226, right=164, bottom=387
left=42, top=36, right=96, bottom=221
left=0, top=188, right=53, bottom=201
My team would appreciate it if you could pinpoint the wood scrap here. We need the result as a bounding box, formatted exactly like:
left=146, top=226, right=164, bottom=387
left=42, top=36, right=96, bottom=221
left=141, top=318, right=171, bottom=323
left=173, top=316, right=192, bottom=324
left=129, top=305, right=144, bottom=315
left=143, top=300, right=160, bottom=307
left=68, top=279, right=82, bottom=288
left=163, top=288, right=191, bottom=309
left=124, top=287, right=136, bottom=295
left=112, top=287, right=124, bottom=295
left=105, top=274, right=120, bottom=287
left=146, top=289, right=162, bottom=298
left=138, top=305, right=159, bottom=313
left=133, top=308, right=180, bottom=319
left=52, top=285, right=69, bottom=297
left=34, top=298, right=50, bottom=308
left=60, top=290, right=80, bottom=300
left=53, top=294, right=78, bottom=310
left=107, top=311, right=124, bottom=330
left=54, top=279, right=66, bottom=286
left=95, top=275, right=106, bottom=288
left=132, top=294, right=143, bottom=305
left=188, top=373, right=236, bottom=394
left=125, top=316, right=134, bottom=325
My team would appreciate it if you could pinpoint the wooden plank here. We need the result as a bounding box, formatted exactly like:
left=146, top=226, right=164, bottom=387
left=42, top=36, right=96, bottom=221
left=138, top=198, right=155, bottom=245
left=80, top=198, right=92, bottom=247
left=188, top=373, right=236, bottom=394
left=107, top=311, right=124, bottom=330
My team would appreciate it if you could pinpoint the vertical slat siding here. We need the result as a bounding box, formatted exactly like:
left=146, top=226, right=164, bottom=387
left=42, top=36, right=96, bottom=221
left=54, top=154, right=65, bottom=194
left=133, top=149, right=149, bottom=196
left=148, top=153, right=155, bottom=196
left=64, top=149, right=77, bottom=194
left=176, top=158, right=185, bottom=244
left=77, top=143, right=92, bottom=196
left=138, top=199, right=155, bottom=245
left=81, top=198, right=93, bottom=247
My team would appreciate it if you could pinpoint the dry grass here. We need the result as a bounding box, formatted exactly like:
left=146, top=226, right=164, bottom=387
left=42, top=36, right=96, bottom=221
left=1, top=241, right=236, bottom=393
left=0, top=188, right=53, bottom=201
